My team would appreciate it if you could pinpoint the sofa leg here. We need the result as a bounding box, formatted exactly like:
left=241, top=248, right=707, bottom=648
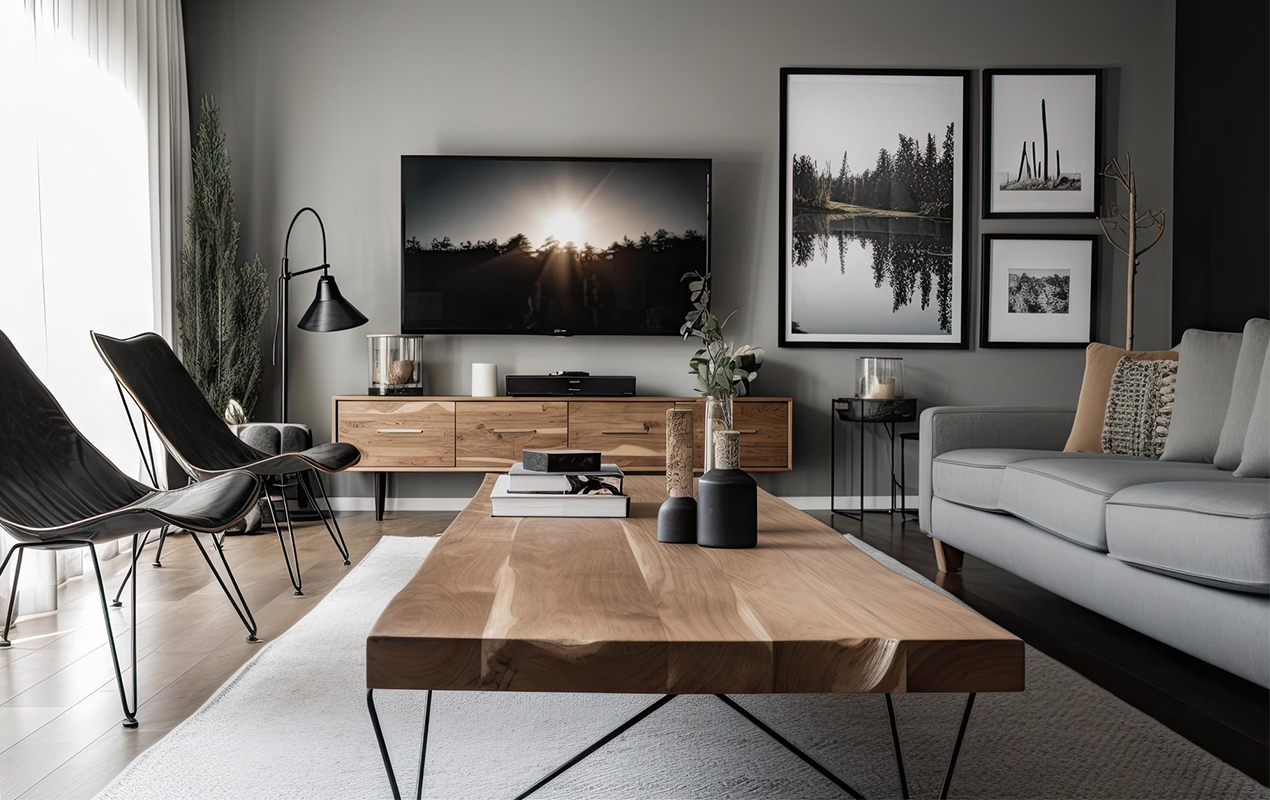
left=932, top=538, right=964, bottom=574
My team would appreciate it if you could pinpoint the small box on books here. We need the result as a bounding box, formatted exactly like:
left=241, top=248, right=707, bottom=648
left=521, top=449, right=601, bottom=473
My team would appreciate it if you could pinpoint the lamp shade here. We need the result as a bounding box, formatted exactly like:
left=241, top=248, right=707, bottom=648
left=297, top=273, right=368, bottom=332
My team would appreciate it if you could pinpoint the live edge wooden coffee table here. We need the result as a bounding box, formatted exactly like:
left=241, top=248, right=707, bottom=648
left=366, top=475, right=1022, bottom=800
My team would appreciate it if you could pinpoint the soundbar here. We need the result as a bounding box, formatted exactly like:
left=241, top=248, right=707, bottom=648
left=505, top=374, right=637, bottom=397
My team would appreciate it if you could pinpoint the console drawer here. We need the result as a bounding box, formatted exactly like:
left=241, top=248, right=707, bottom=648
left=675, top=400, right=791, bottom=470
left=456, top=402, right=568, bottom=469
left=336, top=400, right=455, bottom=468
left=567, top=401, right=673, bottom=469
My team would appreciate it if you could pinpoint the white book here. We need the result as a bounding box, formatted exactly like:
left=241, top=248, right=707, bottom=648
left=507, top=462, right=624, bottom=494
left=491, top=475, right=629, bottom=518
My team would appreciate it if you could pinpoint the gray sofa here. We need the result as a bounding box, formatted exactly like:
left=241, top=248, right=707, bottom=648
left=918, top=349, right=1270, bottom=688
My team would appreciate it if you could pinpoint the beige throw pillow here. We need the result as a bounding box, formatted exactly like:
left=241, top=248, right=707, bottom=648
left=1065, top=343, right=1178, bottom=453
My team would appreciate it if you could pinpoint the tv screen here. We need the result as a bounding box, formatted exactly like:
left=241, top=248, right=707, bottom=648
left=401, top=156, right=711, bottom=335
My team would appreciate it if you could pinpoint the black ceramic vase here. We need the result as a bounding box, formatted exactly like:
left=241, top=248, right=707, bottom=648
left=657, top=495, right=698, bottom=544
left=697, top=430, right=757, bottom=549
left=658, top=408, right=698, bottom=544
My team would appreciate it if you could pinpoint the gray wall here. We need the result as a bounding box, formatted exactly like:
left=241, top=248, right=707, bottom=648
left=184, top=0, right=1176, bottom=503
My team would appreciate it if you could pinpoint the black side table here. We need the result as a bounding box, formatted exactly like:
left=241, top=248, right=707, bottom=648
left=830, top=397, right=918, bottom=519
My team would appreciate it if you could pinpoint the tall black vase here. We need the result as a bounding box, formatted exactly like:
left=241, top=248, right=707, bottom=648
left=697, top=430, right=757, bottom=549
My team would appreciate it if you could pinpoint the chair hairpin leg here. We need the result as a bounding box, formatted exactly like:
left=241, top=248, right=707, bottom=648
left=189, top=532, right=260, bottom=642
left=263, top=480, right=304, bottom=596
left=0, top=544, right=29, bottom=647
left=111, top=528, right=156, bottom=608
left=152, top=525, right=168, bottom=567
left=87, top=540, right=139, bottom=728
left=297, top=470, right=350, bottom=565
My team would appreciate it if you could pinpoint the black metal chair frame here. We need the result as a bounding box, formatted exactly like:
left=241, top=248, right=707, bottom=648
left=366, top=689, right=976, bottom=800
left=92, top=332, right=355, bottom=600
left=0, top=332, right=263, bottom=729
left=104, top=382, right=261, bottom=641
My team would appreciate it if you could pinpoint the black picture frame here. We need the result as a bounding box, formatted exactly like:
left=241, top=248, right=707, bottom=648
left=982, top=68, right=1104, bottom=219
left=778, top=68, right=972, bottom=349
left=980, top=233, right=1100, bottom=348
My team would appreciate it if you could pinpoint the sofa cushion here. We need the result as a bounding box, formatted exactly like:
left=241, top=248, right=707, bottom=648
left=1161, top=329, right=1243, bottom=463
left=1215, top=319, right=1270, bottom=470
left=1106, top=481, right=1270, bottom=593
left=1235, top=350, right=1270, bottom=479
left=933, top=449, right=1136, bottom=512
left=999, top=457, right=1240, bottom=550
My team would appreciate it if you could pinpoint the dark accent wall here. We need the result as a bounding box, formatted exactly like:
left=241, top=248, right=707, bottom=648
left=1172, top=0, right=1270, bottom=339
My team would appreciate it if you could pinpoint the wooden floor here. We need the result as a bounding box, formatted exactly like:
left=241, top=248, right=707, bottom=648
left=0, top=512, right=450, bottom=799
left=2, top=507, right=1266, bottom=797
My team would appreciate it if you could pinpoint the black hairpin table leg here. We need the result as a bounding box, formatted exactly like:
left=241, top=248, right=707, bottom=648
left=366, top=690, right=980, bottom=800
left=368, top=689, right=432, bottom=800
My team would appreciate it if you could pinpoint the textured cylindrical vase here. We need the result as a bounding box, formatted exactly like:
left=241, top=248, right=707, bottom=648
left=658, top=409, right=697, bottom=544
left=471, top=363, right=497, bottom=397
left=697, top=430, right=757, bottom=549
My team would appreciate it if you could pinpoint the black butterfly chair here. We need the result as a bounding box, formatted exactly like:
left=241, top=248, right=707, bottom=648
left=91, top=332, right=361, bottom=597
left=0, top=331, right=262, bottom=728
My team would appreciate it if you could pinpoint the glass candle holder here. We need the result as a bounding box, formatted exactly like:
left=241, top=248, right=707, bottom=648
left=857, top=357, right=904, bottom=400
left=368, top=334, right=424, bottom=396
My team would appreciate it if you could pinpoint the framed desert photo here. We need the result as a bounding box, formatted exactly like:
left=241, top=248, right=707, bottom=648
left=981, top=234, right=1099, bottom=348
left=983, top=69, right=1103, bottom=218
left=779, top=68, right=970, bottom=349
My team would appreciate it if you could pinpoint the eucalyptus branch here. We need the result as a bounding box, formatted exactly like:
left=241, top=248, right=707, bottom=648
left=680, top=270, right=765, bottom=403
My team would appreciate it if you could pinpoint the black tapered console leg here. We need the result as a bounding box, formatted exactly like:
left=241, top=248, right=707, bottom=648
left=375, top=472, right=387, bottom=522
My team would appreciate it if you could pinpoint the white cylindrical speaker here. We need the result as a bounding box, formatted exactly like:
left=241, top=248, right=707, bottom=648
left=471, top=363, right=498, bottom=397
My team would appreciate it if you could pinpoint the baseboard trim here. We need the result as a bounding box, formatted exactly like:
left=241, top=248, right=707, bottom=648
left=327, top=495, right=918, bottom=513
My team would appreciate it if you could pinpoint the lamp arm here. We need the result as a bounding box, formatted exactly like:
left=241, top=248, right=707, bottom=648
left=282, top=206, right=328, bottom=275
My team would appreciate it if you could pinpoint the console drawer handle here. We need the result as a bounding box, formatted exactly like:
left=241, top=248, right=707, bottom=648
left=376, top=428, right=425, bottom=434
left=601, top=429, right=650, bottom=435
left=737, top=429, right=759, bottom=435
left=491, top=428, right=537, bottom=435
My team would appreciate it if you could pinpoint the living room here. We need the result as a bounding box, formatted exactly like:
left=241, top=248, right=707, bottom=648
left=1, top=0, right=1267, bottom=797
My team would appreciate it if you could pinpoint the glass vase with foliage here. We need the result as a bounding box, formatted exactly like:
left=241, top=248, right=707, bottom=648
left=177, top=97, right=270, bottom=424
left=680, top=270, right=765, bottom=471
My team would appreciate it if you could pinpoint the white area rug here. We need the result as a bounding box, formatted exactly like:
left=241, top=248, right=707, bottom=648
left=98, top=535, right=1269, bottom=800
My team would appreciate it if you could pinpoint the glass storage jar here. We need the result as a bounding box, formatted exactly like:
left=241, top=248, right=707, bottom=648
left=368, top=334, right=424, bottom=395
left=857, top=357, right=904, bottom=400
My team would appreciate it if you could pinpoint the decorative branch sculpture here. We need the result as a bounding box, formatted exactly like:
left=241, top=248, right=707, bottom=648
left=1098, top=153, right=1166, bottom=349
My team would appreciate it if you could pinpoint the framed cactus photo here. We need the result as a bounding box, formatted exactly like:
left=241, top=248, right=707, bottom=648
left=983, top=69, right=1104, bottom=218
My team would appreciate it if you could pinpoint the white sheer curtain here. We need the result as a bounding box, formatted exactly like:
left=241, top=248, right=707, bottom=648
left=0, top=0, right=189, bottom=616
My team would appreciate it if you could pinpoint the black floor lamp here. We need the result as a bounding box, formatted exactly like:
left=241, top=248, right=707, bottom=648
left=276, top=207, right=368, bottom=423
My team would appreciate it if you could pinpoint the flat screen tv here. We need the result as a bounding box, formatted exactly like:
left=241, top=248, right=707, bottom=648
left=401, top=156, right=711, bottom=335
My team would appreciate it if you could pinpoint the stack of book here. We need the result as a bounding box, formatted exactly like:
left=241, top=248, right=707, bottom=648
left=490, top=449, right=628, bottom=518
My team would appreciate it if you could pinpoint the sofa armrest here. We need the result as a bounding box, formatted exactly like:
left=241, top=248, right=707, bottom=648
left=918, top=406, right=1075, bottom=534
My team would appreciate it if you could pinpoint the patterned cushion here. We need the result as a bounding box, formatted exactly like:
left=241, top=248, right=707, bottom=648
left=1101, top=356, right=1177, bottom=458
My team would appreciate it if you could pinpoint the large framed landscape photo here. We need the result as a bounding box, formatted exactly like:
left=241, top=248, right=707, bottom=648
left=980, top=233, right=1099, bottom=348
left=779, top=68, right=970, bottom=348
left=983, top=69, right=1103, bottom=218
